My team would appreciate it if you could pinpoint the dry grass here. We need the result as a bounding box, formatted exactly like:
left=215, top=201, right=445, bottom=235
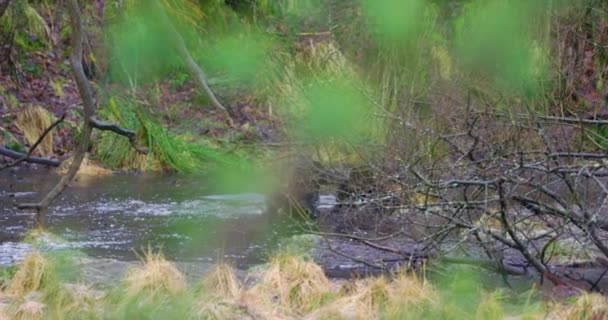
left=245, top=254, right=330, bottom=316
left=6, top=252, right=54, bottom=298
left=548, top=293, right=608, bottom=320
left=15, top=105, right=54, bottom=156
left=197, top=300, right=245, bottom=320
left=45, top=284, right=105, bottom=320
left=474, top=292, right=504, bottom=320
left=56, top=155, right=113, bottom=177
left=2, top=249, right=603, bottom=320
left=197, top=263, right=245, bottom=319
left=383, top=272, right=439, bottom=317
left=201, top=263, right=241, bottom=301
left=308, top=272, right=438, bottom=320
left=124, top=250, right=186, bottom=297
left=307, top=277, right=390, bottom=320
left=10, top=300, right=45, bottom=320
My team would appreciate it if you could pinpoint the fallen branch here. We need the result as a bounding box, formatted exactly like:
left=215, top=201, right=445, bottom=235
left=538, top=115, right=608, bottom=126
left=318, top=231, right=529, bottom=276
left=89, top=116, right=148, bottom=154
left=0, top=114, right=65, bottom=170
left=0, top=147, right=60, bottom=167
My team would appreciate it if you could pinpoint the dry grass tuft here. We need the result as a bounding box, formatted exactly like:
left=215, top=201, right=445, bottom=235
left=201, top=263, right=241, bottom=301
left=124, top=250, right=186, bottom=297
left=0, top=297, right=10, bottom=320
left=6, top=252, right=53, bottom=297
left=383, top=272, right=439, bottom=318
left=15, top=105, right=54, bottom=156
left=309, top=272, right=437, bottom=320
left=56, top=155, right=112, bottom=177
left=197, top=263, right=245, bottom=319
left=11, top=300, right=45, bottom=320
left=246, top=254, right=330, bottom=316
left=308, top=277, right=389, bottom=320
left=46, top=284, right=106, bottom=319
left=197, top=299, right=246, bottom=320
left=548, top=293, right=608, bottom=320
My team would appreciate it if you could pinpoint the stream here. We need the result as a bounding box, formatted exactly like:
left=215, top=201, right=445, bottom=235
left=6, top=168, right=607, bottom=294
left=0, top=168, right=300, bottom=269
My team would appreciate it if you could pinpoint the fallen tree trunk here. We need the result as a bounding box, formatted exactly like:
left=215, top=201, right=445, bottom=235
left=0, top=147, right=60, bottom=167
left=0, top=114, right=65, bottom=169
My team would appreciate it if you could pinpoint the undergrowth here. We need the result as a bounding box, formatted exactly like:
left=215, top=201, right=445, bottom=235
left=93, top=97, right=237, bottom=172
left=0, top=247, right=602, bottom=320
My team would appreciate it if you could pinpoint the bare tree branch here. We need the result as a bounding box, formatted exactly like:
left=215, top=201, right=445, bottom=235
left=18, top=0, right=96, bottom=227
left=0, top=114, right=65, bottom=170
left=0, top=148, right=60, bottom=167
left=89, top=116, right=148, bottom=154
left=149, top=0, right=234, bottom=125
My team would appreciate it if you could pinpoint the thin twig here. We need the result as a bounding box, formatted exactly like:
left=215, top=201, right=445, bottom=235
left=0, top=114, right=65, bottom=170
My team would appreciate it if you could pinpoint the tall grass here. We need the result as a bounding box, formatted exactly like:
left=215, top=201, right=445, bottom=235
left=4, top=248, right=600, bottom=319
left=14, top=105, right=55, bottom=156
left=94, top=97, right=234, bottom=172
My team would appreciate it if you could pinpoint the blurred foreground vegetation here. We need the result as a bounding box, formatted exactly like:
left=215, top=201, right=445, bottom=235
left=2, top=0, right=608, bottom=318
left=0, top=241, right=604, bottom=320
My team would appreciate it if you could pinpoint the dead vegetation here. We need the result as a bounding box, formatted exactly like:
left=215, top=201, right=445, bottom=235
left=548, top=293, right=608, bottom=320
left=247, top=253, right=331, bottom=314
left=5, top=252, right=55, bottom=298
left=124, top=250, right=186, bottom=298
left=2, top=249, right=605, bottom=319
left=56, top=155, right=112, bottom=177
left=14, top=105, right=54, bottom=157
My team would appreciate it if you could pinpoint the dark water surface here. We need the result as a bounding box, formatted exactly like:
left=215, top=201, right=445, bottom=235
left=0, top=168, right=299, bottom=268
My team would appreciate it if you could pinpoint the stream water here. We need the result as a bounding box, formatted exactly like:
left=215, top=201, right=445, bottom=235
left=0, top=168, right=300, bottom=268
left=5, top=168, right=606, bottom=294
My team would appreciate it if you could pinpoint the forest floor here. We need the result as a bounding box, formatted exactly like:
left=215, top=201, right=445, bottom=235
left=0, top=46, right=282, bottom=168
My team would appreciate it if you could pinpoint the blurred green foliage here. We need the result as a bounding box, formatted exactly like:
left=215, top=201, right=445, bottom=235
left=454, top=1, right=544, bottom=95
left=362, top=0, right=428, bottom=43
left=205, top=31, right=273, bottom=84
left=296, top=76, right=373, bottom=141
